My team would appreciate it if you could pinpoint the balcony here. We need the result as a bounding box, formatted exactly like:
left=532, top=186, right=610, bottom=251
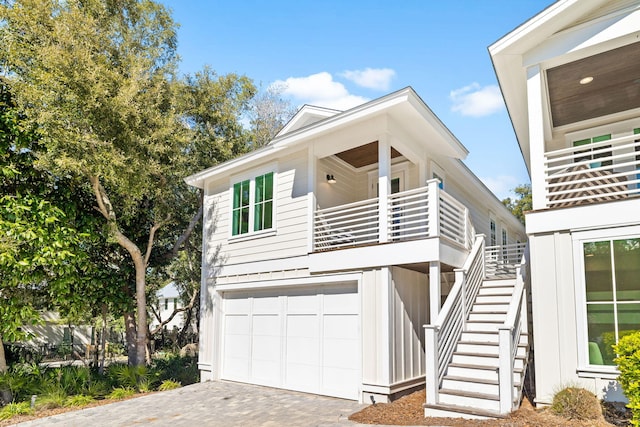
left=313, top=181, right=473, bottom=253
left=543, top=132, right=640, bottom=209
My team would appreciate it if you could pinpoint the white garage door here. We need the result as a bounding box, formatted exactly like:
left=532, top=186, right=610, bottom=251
left=221, top=283, right=359, bottom=400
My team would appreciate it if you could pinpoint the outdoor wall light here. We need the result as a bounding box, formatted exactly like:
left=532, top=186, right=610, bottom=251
left=326, top=174, right=337, bottom=184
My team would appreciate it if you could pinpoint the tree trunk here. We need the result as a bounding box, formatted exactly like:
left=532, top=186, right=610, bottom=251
left=124, top=312, right=137, bottom=366
left=0, top=335, right=7, bottom=374
left=99, top=304, right=107, bottom=375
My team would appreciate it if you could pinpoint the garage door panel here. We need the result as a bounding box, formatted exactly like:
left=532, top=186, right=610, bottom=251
left=221, top=284, right=359, bottom=400
left=286, top=314, right=319, bottom=337
left=323, top=288, right=358, bottom=314
left=286, top=336, right=320, bottom=364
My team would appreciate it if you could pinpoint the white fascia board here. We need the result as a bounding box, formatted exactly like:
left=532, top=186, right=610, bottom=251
left=185, top=87, right=427, bottom=188
left=489, top=0, right=608, bottom=174
left=525, top=198, right=640, bottom=235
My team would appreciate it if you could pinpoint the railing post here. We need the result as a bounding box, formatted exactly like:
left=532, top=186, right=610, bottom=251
left=424, top=325, right=439, bottom=405
left=427, top=179, right=440, bottom=238
left=498, top=326, right=514, bottom=414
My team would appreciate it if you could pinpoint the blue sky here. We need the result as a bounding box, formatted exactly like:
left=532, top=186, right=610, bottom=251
left=160, top=0, right=555, bottom=200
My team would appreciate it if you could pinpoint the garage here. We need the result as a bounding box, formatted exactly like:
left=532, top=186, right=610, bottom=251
left=221, top=283, right=360, bottom=400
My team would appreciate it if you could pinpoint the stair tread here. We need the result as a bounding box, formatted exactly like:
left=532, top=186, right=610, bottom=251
left=470, top=310, right=508, bottom=314
left=423, top=402, right=507, bottom=419
left=454, top=350, right=527, bottom=359
left=443, top=375, right=523, bottom=387
left=466, top=319, right=504, bottom=324
left=449, top=362, right=524, bottom=373
left=439, top=388, right=499, bottom=401
left=459, top=340, right=528, bottom=348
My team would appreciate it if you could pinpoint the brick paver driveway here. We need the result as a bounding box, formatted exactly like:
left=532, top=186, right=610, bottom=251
left=15, top=380, right=367, bottom=427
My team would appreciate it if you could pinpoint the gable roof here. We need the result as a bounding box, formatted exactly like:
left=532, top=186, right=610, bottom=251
left=185, top=87, right=469, bottom=189
left=489, top=0, right=638, bottom=172
left=276, top=104, right=342, bottom=137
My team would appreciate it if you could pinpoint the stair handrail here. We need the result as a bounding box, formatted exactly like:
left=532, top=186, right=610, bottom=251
left=498, top=243, right=530, bottom=414
left=424, top=234, right=485, bottom=406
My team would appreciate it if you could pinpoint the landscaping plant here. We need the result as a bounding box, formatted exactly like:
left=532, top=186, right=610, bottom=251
left=550, top=386, right=603, bottom=421
left=614, top=331, right=640, bottom=426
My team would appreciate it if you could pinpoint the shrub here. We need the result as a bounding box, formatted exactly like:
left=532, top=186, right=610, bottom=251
left=153, top=354, right=198, bottom=386
left=614, top=331, right=640, bottom=427
left=107, top=364, right=157, bottom=391
left=158, top=379, right=181, bottom=391
left=550, top=387, right=603, bottom=421
left=65, top=394, right=95, bottom=407
left=0, top=402, right=33, bottom=420
left=106, top=387, right=136, bottom=400
left=35, top=390, right=67, bottom=410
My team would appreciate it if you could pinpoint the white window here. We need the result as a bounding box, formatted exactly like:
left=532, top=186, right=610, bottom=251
left=231, top=171, right=275, bottom=236
left=575, top=228, right=640, bottom=370
left=490, top=217, right=497, bottom=246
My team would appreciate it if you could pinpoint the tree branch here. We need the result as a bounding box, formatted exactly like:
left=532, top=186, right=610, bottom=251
left=149, top=287, right=198, bottom=336
left=166, top=191, right=203, bottom=261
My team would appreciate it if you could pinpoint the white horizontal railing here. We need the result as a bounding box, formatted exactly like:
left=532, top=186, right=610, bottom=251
left=485, top=242, right=527, bottom=278
left=314, top=198, right=379, bottom=250
left=388, top=186, right=431, bottom=242
left=498, top=244, right=529, bottom=414
left=544, top=133, right=640, bottom=208
left=424, top=235, right=485, bottom=406
left=313, top=183, right=473, bottom=251
left=439, top=191, right=469, bottom=248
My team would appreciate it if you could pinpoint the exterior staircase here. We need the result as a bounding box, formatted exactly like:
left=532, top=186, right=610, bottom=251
left=424, top=238, right=530, bottom=418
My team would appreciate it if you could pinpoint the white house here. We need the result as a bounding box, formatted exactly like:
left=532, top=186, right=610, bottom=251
left=150, top=283, right=185, bottom=332
left=491, top=0, right=640, bottom=406
left=185, top=87, right=526, bottom=408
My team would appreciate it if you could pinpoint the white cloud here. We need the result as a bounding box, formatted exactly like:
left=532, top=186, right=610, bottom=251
left=450, top=83, right=504, bottom=117
left=340, top=68, right=396, bottom=91
left=274, top=72, right=369, bottom=110
left=480, top=175, right=518, bottom=201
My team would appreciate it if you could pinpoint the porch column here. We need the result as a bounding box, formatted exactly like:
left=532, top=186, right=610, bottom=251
left=527, top=64, right=548, bottom=210
left=429, top=261, right=441, bottom=323
left=307, top=147, right=317, bottom=253
left=378, top=135, right=391, bottom=243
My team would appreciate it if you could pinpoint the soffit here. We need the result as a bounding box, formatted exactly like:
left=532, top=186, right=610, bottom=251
left=547, top=41, right=640, bottom=127
left=334, top=141, right=402, bottom=168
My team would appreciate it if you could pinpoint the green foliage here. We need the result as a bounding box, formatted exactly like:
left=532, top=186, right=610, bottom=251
left=35, top=390, right=67, bottom=410
left=158, top=379, right=181, bottom=391
left=107, top=363, right=157, bottom=392
left=501, top=184, right=532, bottom=224
left=152, top=354, right=198, bottom=386
left=64, top=394, right=95, bottom=407
left=614, top=332, right=640, bottom=426
left=550, top=387, right=603, bottom=421
left=106, top=386, right=136, bottom=400
left=0, top=401, right=33, bottom=420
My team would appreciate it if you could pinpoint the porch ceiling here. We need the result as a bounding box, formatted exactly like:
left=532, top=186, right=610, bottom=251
left=547, top=41, right=640, bottom=127
left=335, top=141, right=403, bottom=168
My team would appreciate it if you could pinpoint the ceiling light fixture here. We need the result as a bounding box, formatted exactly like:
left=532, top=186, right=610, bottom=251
left=326, top=174, right=336, bottom=184
left=579, top=76, right=594, bottom=85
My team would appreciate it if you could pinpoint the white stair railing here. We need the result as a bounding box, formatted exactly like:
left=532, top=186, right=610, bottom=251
left=498, top=244, right=529, bottom=413
left=485, top=242, right=527, bottom=278
left=424, top=235, right=485, bottom=406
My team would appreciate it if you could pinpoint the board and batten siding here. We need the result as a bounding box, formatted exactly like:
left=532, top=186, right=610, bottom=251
left=204, top=151, right=309, bottom=268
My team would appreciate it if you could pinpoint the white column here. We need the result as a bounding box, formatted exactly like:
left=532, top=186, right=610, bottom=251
left=307, top=146, right=317, bottom=253
left=527, top=65, right=547, bottom=210
left=378, top=136, right=391, bottom=243
left=429, top=261, right=441, bottom=323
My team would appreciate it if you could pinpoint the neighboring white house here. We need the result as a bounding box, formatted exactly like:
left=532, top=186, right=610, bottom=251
left=150, top=283, right=185, bottom=331
left=186, top=87, right=526, bottom=410
left=491, top=0, right=640, bottom=405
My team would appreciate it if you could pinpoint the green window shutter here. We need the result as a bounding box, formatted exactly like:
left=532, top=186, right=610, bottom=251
left=232, top=180, right=250, bottom=235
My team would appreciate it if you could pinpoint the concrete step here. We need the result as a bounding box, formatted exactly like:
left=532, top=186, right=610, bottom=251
left=438, top=388, right=500, bottom=411
left=424, top=402, right=505, bottom=419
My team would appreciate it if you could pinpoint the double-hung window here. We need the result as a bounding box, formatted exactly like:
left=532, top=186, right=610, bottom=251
left=232, top=171, right=274, bottom=236
left=579, top=236, right=640, bottom=367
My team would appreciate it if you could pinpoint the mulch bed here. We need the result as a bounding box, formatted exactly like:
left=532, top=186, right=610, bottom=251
left=349, top=389, right=630, bottom=426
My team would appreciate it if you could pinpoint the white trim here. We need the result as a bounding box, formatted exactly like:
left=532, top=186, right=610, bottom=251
left=228, top=163, right=278, bottom=239
left=216, top=272, right=362, bottom=292
left=367, top=161, right=409, bottom=198
left=572, top=225, right=640, bottom=372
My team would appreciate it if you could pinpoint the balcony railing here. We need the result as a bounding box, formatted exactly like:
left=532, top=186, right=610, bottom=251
left=544, top=133, right=640, bottom=208
left=313, top=181, right=472, bottom=252
left=485, top=242, right=527, bottom=279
